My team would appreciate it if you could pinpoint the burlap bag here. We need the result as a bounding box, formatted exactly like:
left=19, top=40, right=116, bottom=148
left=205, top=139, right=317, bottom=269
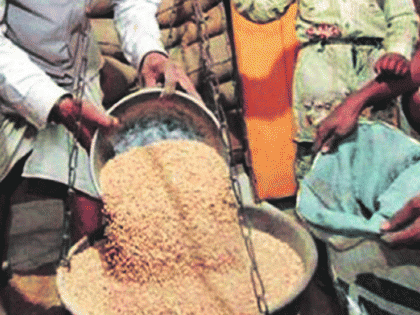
left=160, top=3, right=226, bottom=48
left=100, top=55, right=137, bottom=107
left=156, top=0, right=221, bottom=28
left=297, top=122, right=420, bottom=315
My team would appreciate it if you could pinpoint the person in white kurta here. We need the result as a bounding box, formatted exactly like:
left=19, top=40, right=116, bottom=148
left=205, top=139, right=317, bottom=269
left=0, top=0, right=199, bottom=274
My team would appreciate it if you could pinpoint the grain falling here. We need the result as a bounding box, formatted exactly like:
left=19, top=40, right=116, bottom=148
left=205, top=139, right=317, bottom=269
left=58, top=139, right=305, bottom=314
left=99, top=140, right=242, bottom=283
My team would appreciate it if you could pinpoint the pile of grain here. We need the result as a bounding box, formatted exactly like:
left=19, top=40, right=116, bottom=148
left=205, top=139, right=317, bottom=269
left=57, top=139, right=305, bottom=314
left=99, top=139, right=243, bottom=283
left=59, top=229, right=304, bottom=315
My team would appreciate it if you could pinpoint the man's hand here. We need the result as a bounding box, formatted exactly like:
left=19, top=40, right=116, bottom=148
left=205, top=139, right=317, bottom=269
left=313, top=96, right=362, bottom=153
left=139, top=52, right=202, bottom=101
left=375, top=53, right=410, bottom=77
left=50, top=97, right=120, bottom=151
left=381, top=196, right=420, bottom=246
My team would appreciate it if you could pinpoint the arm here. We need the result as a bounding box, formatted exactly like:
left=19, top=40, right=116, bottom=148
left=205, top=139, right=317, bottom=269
left=314, top=48, right=420, bottom=152
left=313, top=0, right=419, bottom=152
left=0, top=0, right=118, bottom=149
left=49, top=96, right=119, bottom=150
left=345, top=46, right=420, bottom=106
left=402, top=89, right=420, bottom=131
left=377, top=4, right=420, bottom=243
left=381, top=196, right=420, bottom=246
left=112, top=0, right=166, bottom=72
left=232, top=0, right=295, bottom=24
left=112, top=0, right=201, bottom=100
left=0, top=0, right=70, bottom=130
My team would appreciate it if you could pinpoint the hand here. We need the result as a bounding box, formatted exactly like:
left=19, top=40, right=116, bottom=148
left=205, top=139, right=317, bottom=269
left=50, top=97, right=120, bottom=151
left=139, top=52, right=202, bottom=101
left=313, top=97, right=361, bottom=153
left=380, top=196, right=420, bottom=246
left=374, top=53, right=410, bottom=77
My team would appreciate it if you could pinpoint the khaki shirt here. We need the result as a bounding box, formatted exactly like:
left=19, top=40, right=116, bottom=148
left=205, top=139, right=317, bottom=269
left=233, top=0, right=419, bottom=59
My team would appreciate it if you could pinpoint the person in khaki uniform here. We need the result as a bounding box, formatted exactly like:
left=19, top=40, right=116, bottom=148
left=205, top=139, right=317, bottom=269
left=232, top=0, right=419, bottom=180
left=0, top=1, right=199, bottom=311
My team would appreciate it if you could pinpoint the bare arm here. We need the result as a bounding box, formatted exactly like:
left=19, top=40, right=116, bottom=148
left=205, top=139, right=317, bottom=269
left=356, top=48, right=420, bottom=106
left=314, top=48, right=420, bottom=153
left=113, top=0, right=201, bottom=100
left=49, top=97, right=120, bottom=151
left=381, top=196, right=420, bottom=246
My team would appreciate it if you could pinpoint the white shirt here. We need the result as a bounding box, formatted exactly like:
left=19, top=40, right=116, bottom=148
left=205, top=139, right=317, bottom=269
left=0, top=0, right=166, bottom=190
left=0, top=0, right=166, bottom=130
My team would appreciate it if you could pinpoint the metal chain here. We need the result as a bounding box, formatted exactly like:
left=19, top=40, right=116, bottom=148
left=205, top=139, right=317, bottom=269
left=59, top=8, right=91, bottom=267
left=191, top=1, right=269, bottom=313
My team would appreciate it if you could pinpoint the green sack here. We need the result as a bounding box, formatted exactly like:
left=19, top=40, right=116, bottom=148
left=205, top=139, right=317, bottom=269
left=296, top=121, right=420, bottom=315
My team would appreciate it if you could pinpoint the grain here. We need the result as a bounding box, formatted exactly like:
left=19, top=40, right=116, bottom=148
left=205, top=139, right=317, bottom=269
left=99, top=140, right=242, bottom=283
left=58, top=140, right=305, bottom=314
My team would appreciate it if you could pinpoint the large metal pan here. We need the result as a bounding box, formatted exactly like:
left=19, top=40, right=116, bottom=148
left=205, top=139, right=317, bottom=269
left=57, top=202, right=318, bottom=314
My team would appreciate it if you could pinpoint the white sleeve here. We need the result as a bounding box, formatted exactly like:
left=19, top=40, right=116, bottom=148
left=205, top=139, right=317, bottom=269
left=113, top=0, right=167, bottom=71
left=0, top=0, right=69, bottom=129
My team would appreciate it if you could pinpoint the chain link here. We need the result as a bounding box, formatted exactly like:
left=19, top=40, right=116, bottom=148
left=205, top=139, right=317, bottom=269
left=59, top=8, right=91, bottom=267
left=191, top=1, right=269, bottom=313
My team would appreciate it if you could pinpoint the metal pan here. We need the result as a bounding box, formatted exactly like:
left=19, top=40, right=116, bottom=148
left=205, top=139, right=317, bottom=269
left=90, top=87, right=226, bottom=195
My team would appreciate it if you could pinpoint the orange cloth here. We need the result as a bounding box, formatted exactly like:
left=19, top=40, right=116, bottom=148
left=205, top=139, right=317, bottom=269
left=231, top=3, right=299, bottom=200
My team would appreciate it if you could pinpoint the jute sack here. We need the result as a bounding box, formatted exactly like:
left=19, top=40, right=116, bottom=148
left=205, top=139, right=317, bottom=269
left=156, top=0, right=221, bottom=28
left=296, top=122, right=420, bottom=315
left=156, top=0, right=238, bottom=108
left=168, top=33, right=233, bottom=88
left=89, top=3, right=238, bottom=110
left=90, top=18, right=124, bottom=61
left=160, top=3, right=226, bottom=48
